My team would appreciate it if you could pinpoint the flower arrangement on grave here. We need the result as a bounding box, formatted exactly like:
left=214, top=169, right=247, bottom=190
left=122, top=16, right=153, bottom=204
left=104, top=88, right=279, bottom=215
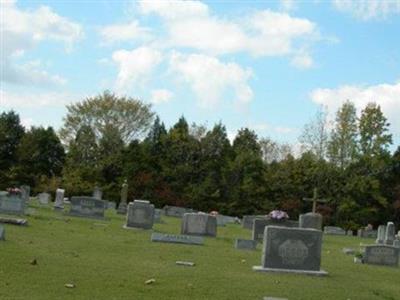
left=209, top=211, right=218, bottom=216
left=6, top=187, right=21, bottom=196
left=268, top=210, right=289, bottom=221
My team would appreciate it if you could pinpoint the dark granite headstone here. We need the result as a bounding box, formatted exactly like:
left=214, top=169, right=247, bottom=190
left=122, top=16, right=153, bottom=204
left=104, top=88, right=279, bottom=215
left=68, top=196, right=106, bottom=219
left=253, top=226, right=327, bottom=276
left=242, top=215, right=267, bottom=230
left=151, top=233, right=204, bottom=245
left=252, top=218, right=299, bottom=241
left=364, top=245, right=399, bottom=267
left=299, top=212, right=322, bottom=230
left=235, top=238, right=257, bottom=250
left=125, top=200, right=155, bottom=230
left=181, top=213, right=217, bottom=237
left=0, top=192, right=25, bottom=215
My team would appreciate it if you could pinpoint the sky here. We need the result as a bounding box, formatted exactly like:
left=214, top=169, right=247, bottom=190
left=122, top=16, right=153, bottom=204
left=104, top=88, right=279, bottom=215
left=1, top=0, right=400, bottom=147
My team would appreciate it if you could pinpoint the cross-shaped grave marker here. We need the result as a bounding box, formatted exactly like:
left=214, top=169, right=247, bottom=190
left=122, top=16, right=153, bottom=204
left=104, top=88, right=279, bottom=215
left=302, top=188, right=329, bottom=213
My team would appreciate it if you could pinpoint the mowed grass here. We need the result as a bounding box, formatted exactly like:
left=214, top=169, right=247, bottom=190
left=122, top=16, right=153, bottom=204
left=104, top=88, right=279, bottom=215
left=0, top=202, right=399, bottom=300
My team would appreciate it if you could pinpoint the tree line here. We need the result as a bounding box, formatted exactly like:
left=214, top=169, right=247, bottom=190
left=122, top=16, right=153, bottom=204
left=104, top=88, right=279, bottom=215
left=0, top=91, right=398, bottom=229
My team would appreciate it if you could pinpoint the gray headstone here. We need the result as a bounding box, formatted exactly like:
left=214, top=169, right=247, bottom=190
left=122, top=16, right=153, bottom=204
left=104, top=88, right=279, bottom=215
left=242, top=215, right=267, bottom=230
left=117, top=181, right=128, bottom=215
left=125, top=200, right=155, bottom=230
left=37, top=192, right=50, bottom=205
left=364, top=245, right=399, bottom=267
left=68, top=196, right=106, bottom=219
left=384, top=222, right=395, bottom=245
left=253, top=226, right=327, bottom=276
left=299, top=212, right=322, bottom=230
left=107, top=201, right=116, bottom=210
left=92, top=186, right=102, bottom=200
left=393, top=240, right=400, bottom=248
left=164, top=205, right=195, bottom=218
left=151, top=233, right=204, bottom=245
left=376, top=225, right=386, bottom=244
left=324, top=226, right=346, bottom=235
left=357, top=228, right=377, bottom=239
left=181, top=213, right=217, bottom=237
left=154, top=208, right=163, bottom=223
left=0, top=225, right=5, bottom=240
left=53, top=188, right=65, bottom=210
left=0, top=192, right=26, bottom=215
left=252, top=218, right=299, bottom=241
left=20, top=185, right=30, bottom=202
left=235, top=239, right=257, bottom=250
left=216, top=215, right=226, bottom=227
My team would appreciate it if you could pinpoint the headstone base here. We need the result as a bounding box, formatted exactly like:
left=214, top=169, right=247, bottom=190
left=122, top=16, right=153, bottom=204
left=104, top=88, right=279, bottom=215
left=252, top=266, right=328, bottom=276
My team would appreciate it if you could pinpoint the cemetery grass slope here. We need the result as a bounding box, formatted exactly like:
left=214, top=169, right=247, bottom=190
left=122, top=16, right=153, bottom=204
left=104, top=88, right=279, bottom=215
left=0, top=202, right=399, bottom=300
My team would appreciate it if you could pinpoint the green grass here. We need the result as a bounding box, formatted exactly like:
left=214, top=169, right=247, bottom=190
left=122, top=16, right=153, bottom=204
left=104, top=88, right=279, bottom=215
left=0, top=202, right=399, bottom=300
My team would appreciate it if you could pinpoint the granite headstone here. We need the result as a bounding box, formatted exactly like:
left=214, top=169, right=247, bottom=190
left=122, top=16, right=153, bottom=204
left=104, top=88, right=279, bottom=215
left=364, top=245, right=399, bottom=267
left=324, top=226, right=346, bottom=235
left=37, top=192, right=50, bottom=205
left=0, top=192, right=25, bottom=215
left=68, top=196, right=106, bottom=219
left=125, top=200, right=155, bottom=230
left=181, top=213, right=217, bottom=237
left=252, top=218, right=299, bottom=241
left=151, top=233, right=204, bottom=245
left=235, top=239, right=257, bottom=250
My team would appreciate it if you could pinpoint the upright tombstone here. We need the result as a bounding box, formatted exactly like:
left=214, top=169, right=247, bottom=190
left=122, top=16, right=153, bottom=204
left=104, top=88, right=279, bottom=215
left=324, top=226, right=346, bottom=235
left=125, top=200, right=155, bottom=230
left=242, top=215, right=267, bottom=230
left=252, top=218, right=298, bottom=241
left=37, top=192, right=50, bottom=205
left=154, top=208, right=163, bottom=223
left=376, top=225, right=386, bottom=244
left=0, top=224, right=5, bottom=240
left=363, top=245, right=399, bottom=267
left=69, top=196, right=106, bottom=219
left=117, top=180, right=128, bottom=215
left=92, top=186, right=102, bottom=200
left=384, top=222, right=395, bottom=246
left=300, top=188, right=327, bottom=231
left=53, top=188, right=65, bottom=210
left=20, top=185, right=30, bottom=202
left=253, top=226, right=327, bottom=276
left=181, top=213, right=217, bottom=237
left=107, top=201, right=116, bottom=210
left=164, top=205, right=195, bottom=218
left=0, top=191, right=26, bottom=215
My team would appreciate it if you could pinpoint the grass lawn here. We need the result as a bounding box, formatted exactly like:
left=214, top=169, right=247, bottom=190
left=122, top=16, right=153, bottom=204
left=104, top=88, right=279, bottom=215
left=0, top=201, right=399, bottom=300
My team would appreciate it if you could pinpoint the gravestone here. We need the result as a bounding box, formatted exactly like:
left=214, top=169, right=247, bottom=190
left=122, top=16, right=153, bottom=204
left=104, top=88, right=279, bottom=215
left=363, top=245, right=399, bottom=267
left=151, top=233, right=204, bottom=245
left=384, top=222, right=395, bottom=245
left=107, top=201, right=116, bottom=210
left=0, top=191, right=26, bottom=215
left=53, top=188, right=65, bottom=210
left=393, top=240, right=400, bottom=248
left=357, top=228, right=377, bottom=239
left=37, top=192, right=50, bottom=205
left=181, top=213, right=217, bottom=237
left=68, top=196, right=106, bottom=219
left=164, top=205, right=195, bottom=218
left=20, top=185, right=30, bottom=202
left=253, top=226, right=327, bottom=276
left=299, top=212, right=322, bottom=231
left=376, top=225, right=386, bottom=244
left=235, top=239, right=257, bottom=250
left=252, top=218, right=299, bottom=241
left=154, top=208, right=163, bottom=223
left=92, top=186, right=102, bottom=200
left=125, top=200, right=155, bottom=230
left=324, top=226, right=346, bottom=235
left=117, top=180, right=128, bottom=215
left=242, top=215, right=267, bottom=230
left=0, top=224, right=5, bottom=240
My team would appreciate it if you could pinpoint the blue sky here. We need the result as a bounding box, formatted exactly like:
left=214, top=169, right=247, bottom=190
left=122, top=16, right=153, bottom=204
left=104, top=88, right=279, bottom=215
left=1, top=0, right=400, bottom=147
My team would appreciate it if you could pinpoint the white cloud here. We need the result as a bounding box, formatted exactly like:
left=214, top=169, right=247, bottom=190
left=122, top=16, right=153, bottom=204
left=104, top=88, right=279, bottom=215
left=0, top=89, right=77, bottom=108
left=169, top=52, right=253, bottom=107
left=150, top=89, right=173, bottom=104
left=280, top=0, right=297, bottom=12
left=112, top=46, right=162, bottom=92
left=99, top=21, right=151, bottom=44
left=291, top=52, right=314, bottom=69
left=333, top=0, right=400, bottom=20
left=138, top=0, right=318, bottom=59
left=310, top=81, right=400, bottom=136
left=0, top=0, right=82, bottom=86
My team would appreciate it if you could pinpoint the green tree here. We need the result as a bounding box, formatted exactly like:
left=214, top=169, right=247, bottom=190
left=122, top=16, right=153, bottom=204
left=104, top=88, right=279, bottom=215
left=60, top=91, right=154, bottom=145
left=0, top=110, right=25, bottom=187
left=359, top=102, right=392, bottom=157
left=15, top=126, right=65, bottom=186
left=328, top=101, right=358, bottom=169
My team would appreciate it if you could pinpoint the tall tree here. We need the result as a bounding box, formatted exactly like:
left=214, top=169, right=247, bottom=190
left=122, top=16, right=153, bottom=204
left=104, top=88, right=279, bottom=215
left=0, top=111, right=25, bottom=187
left=299, top=107, right=329, bottom=160
left=328, top=101, right=358, bottom=168
left=359, top=102, right=392, bottom=157
left=260, top=137, right=292, bottom=163
left=60, top=91, right=154, bottom=145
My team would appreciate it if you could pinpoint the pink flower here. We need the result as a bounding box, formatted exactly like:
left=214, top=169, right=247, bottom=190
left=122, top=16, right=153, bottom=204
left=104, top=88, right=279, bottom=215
left=268, top=210, right=289, bottom=220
